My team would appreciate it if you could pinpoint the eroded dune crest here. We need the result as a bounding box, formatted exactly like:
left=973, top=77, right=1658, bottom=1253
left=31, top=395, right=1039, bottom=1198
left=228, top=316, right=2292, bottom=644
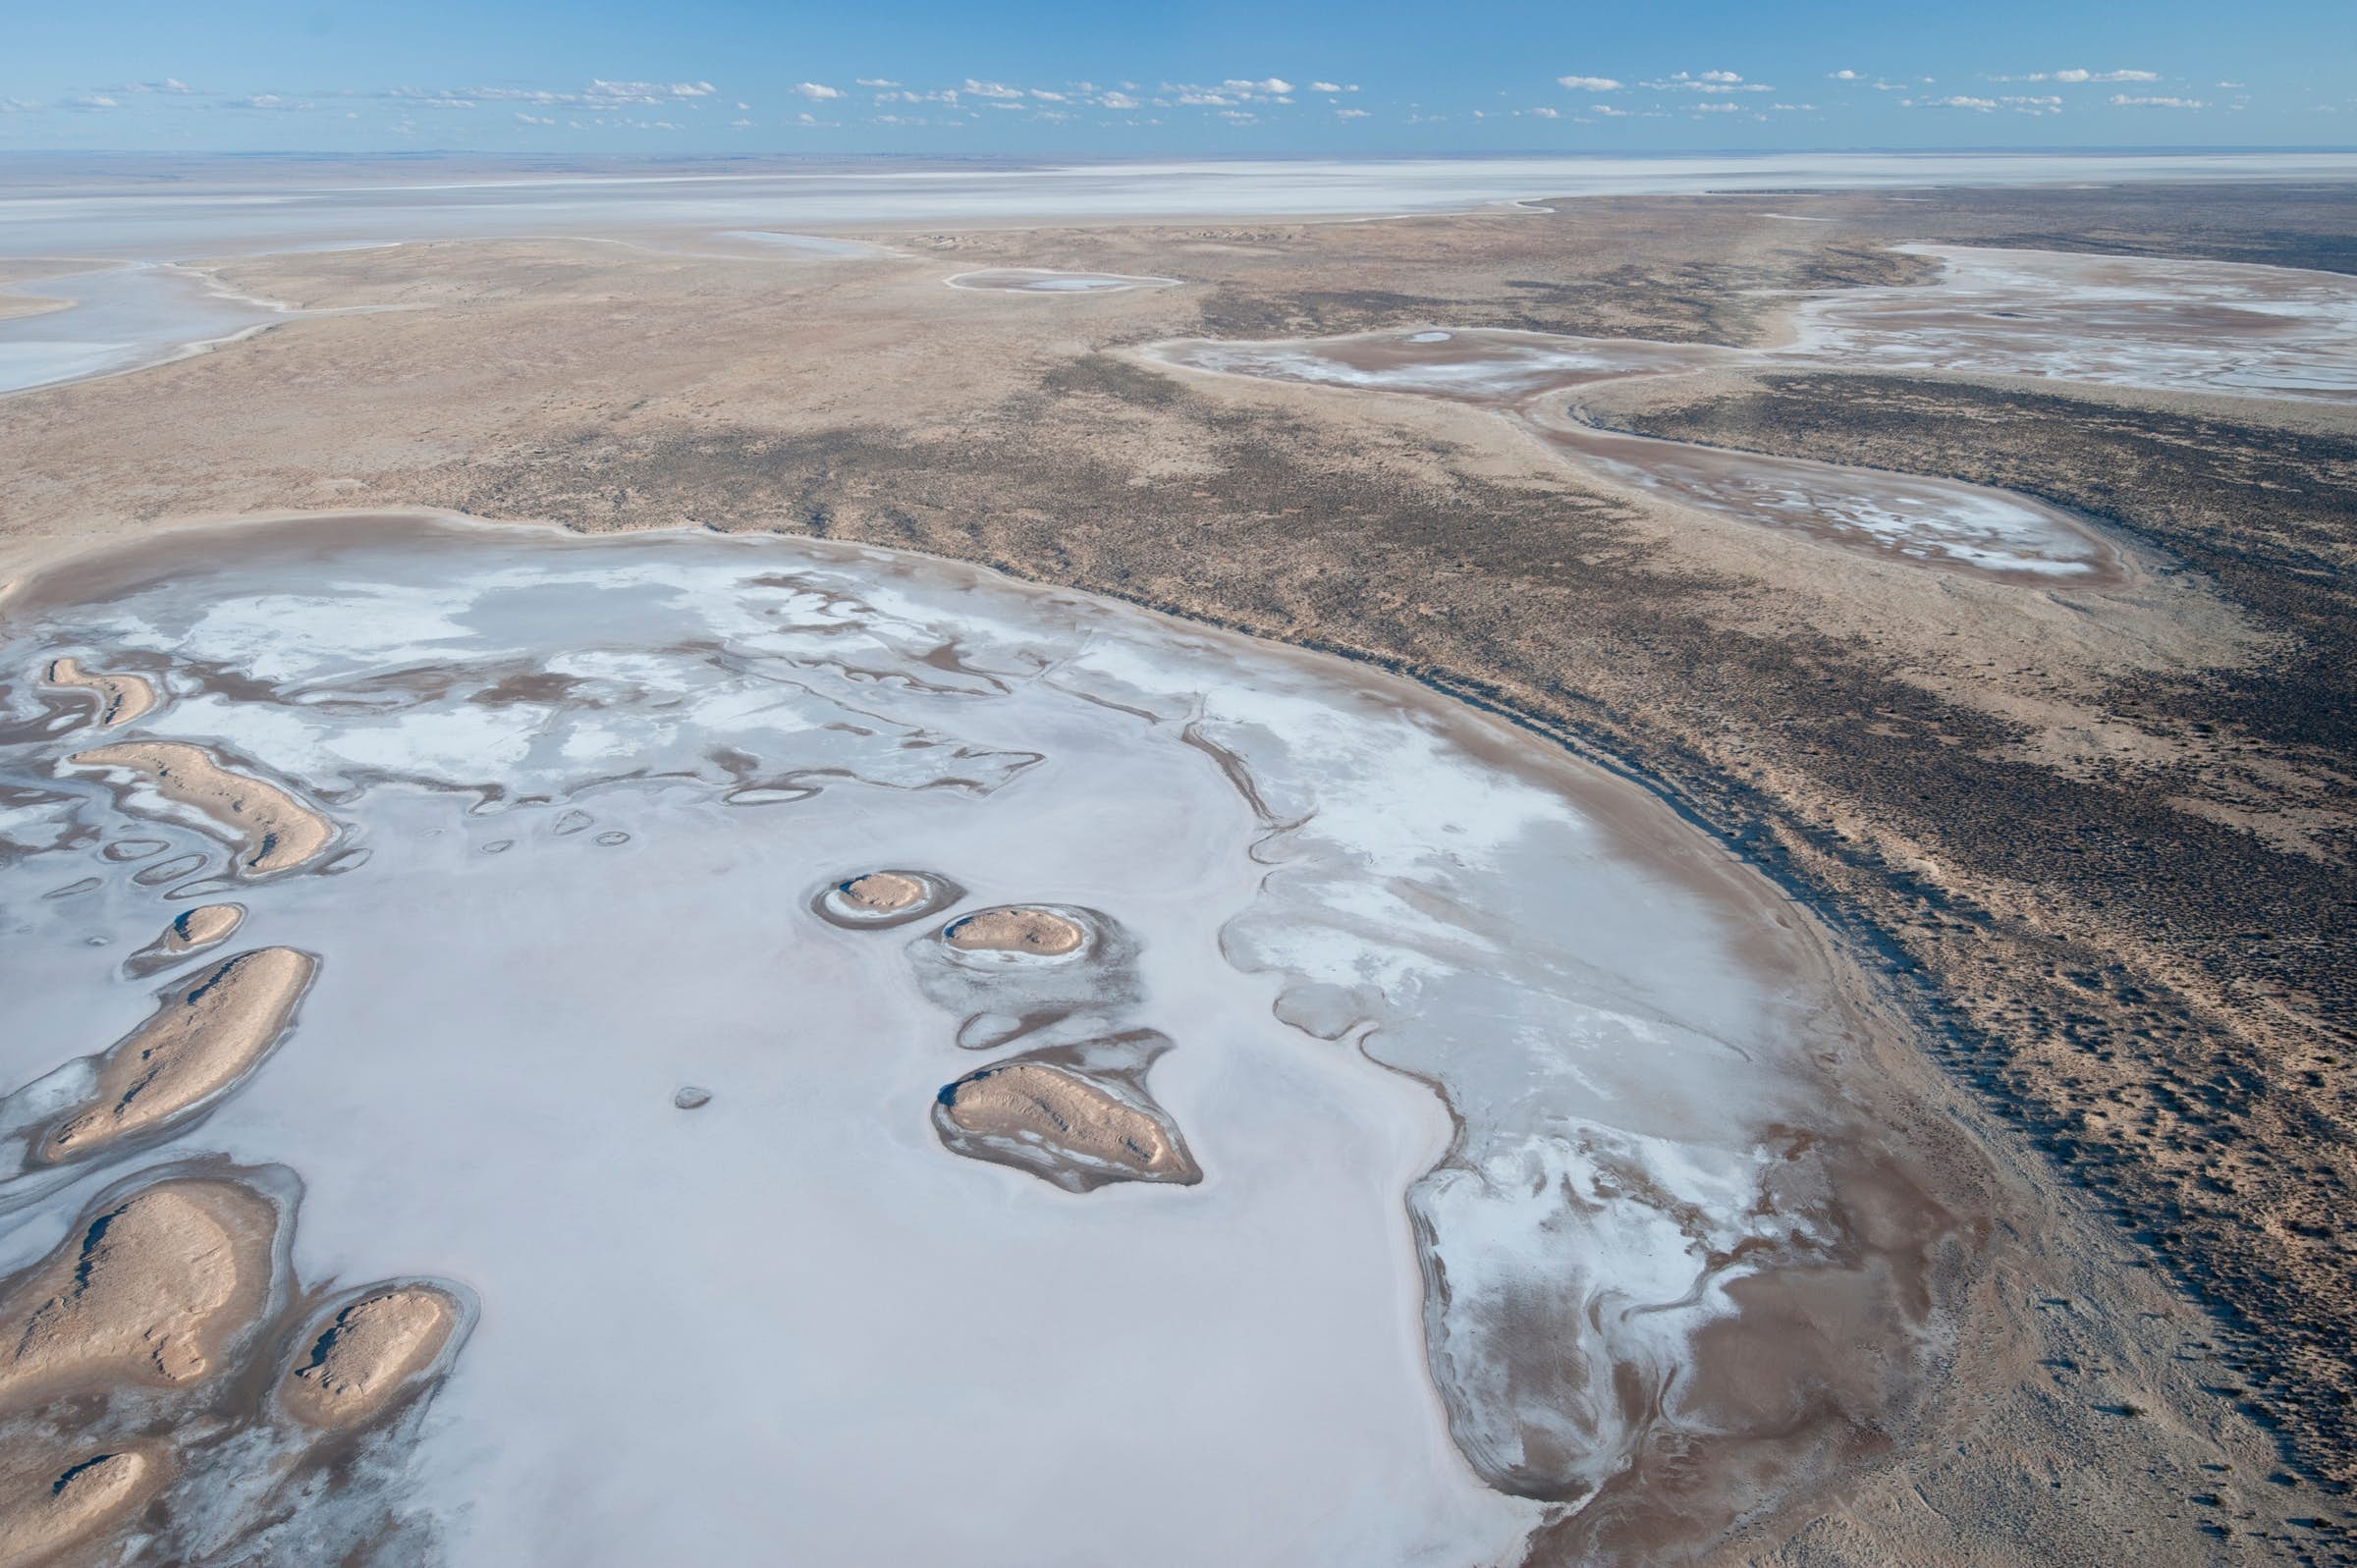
left=40, top=946, right=315, bottom=1162
left=0, top=1179, right=277, bottom=1402
left=0, top=1448, right=159, bottom=1568
left=42, top=658, right=156, bottom=728
left=67, top=740, right=334, bottom=876
left=281, top=1285, right=461, bottom=1430
left=934, top=1033, right=1199, bottom=1193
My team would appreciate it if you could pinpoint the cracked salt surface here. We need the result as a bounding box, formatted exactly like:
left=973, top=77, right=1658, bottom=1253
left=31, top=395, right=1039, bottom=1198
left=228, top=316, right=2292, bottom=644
left=0, top=514, right=1972, bottom=1564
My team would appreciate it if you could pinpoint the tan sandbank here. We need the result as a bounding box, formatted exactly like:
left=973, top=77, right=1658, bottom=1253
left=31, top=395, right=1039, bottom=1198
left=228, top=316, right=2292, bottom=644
left=936, top=1059, right=1199, bottom=1192
left=68, top=740, right=332, bottom=875
left=42, top=946, right=315, bottom=1162
left=842, top=871, right=924, bottom=911
left=0, top=1179, right=278, bottom=1404
left=0, top=1448, right=160, bottom=1568
left=163, top=902, right=246, bottom=954
left=280, top=1285, right=459, bottom=1430
left=42, top=658, right=157, bottom=728
left=944, top=906, right=1086, bottom=956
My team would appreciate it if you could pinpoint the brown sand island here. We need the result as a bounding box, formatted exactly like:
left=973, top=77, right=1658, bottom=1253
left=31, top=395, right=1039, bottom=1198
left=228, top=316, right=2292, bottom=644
left=942, top=905, right=1089, bottom=957
left=42, top=658, right=156, bottom=728
left=813, top=868, right=963, bottom=929
left=0, top=1178, right=279, bottom=1404
left=68, top=740, right=334, bottom=876
left=935, top=1033, right=1199, bottom=1193
left=39, top=946, right=316, bottom=1163
left=0, top=1448, right=161, bottom=1568
left=280, top=1285, right=462, bottom=1430
left=125, top=902, right=247, bottom=975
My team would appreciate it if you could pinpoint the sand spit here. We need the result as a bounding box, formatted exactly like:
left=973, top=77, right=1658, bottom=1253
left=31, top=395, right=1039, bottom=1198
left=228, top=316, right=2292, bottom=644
left=41, top=658, right=155, bottom=729
left=279, top=1284, right=461, bottom=1430
left=39, top=946, right=315, bottom=1163
left=66, top=740, right=333, bottom=876
left=125, top=903, right=247, bottom=977
left=811, top=868, right=963, bottom=930
left=934, top=1033, right=1200, bottom=1194
left=0, top=1178, right=277, bottom=1405
left=945, top=267, right=1178, bottom=295
left=943, top=904, right=1088, bottom=957
left=0, top=1448, right=160, bottom=1568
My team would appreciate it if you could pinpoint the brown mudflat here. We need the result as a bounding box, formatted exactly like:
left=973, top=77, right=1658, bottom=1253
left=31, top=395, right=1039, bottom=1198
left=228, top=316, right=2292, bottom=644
left=842, top=871, right=924, bottom=911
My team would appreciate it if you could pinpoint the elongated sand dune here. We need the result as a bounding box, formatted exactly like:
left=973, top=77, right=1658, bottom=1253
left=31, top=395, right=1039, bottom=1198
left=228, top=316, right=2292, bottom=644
left=41, top=946, right=315, bottom=1162
left=281, top=1284, right=461, bottom=1429
left=936, top=1056, right=1200, bottom=1192
left=0, top=1449, right=160, bottom=1568
left=0, top=1178, right=278, bottom=1403
left=43, top=658, right=156, bottom=728
left=68, top=740, right=333, bottom=876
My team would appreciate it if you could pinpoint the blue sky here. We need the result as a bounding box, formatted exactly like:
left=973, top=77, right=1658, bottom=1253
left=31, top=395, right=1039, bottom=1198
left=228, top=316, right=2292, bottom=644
left=4, top=0, right=2351, bottom=155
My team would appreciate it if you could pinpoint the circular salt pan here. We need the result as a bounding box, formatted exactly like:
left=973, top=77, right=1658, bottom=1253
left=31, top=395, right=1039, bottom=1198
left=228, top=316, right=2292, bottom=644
left=0, top=514, right=1977, bottom=1566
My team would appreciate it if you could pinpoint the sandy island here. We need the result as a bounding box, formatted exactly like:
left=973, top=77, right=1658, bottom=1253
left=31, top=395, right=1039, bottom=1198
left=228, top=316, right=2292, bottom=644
left=0, top=1449, right=161, bottom=1568
left=0, top=1178, right=279, bottom=1404
left=814, top=868, right=963, bottom=929
left=943, top=905, right=1088, bottom=957
left=68, top=740, right=333, bottom=876
left=280, top=1284, right=461, bottom=1430
left=936, top=1050, right=1200, bottom=1194
left=41, top=946, right=316, bottom=1162
left=43, top=658, right=157, bottom=728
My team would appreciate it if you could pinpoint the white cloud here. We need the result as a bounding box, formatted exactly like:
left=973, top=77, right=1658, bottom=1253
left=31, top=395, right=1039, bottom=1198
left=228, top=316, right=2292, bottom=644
left=1829, top=69, right=1860, bottom=81
left=2002, top=67, right=2161, bottom=83
left=515, top=112, right=555, bottom=125
left=795, top=111, right=836, bottom=126
left=1309, top=81, right=1344, bottom=93
left=1225, top=77, right=1293, bottom=93
left=1557, top=75, right=1622, bottom=90
left=855, top=78, right=901, bottom=88
left=1335, top=107, right=1370, bottom=118
left=64, top=94, right=120, bottom=110
left=2110, top=93, right=2207, bottom=108
left=795, top=82, right=841, bottom=100
left=115, top=79, right=192, bottom=94
left=1527, top=105, right=1561, bottom=118
left=1028, top=88, right=1066, bottom=100
left=731, top=117, right=752, bottom=127
left=1698, top=69, right=1742, bottom=81
left=1918, top=94, right=1998, bottom=111
left=670, top=81, right=715, bottom=96
left=963, top=79, right=1024, bottom=99
left=1642, top=72, right=1773, bottom=93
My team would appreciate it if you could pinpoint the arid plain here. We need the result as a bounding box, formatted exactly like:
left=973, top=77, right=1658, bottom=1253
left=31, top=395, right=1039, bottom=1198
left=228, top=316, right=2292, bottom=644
left=2, top=173, right=2354, bottom=1564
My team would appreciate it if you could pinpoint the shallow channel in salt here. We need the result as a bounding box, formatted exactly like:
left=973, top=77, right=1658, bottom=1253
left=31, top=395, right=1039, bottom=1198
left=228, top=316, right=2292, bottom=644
left=946, top=267, right=1179, bottom=294
left=1784, top=243, right=2357, bottom=404
left=0, top=514, right=1977, bottom=1565
left=1150, top=328, right=2126, bottom=584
